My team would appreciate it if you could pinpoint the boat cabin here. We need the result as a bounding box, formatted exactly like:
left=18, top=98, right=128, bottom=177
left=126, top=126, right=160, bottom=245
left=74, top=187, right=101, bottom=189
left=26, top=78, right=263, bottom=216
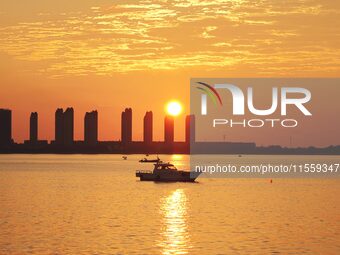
left=154, top=163, right=177, bottom=171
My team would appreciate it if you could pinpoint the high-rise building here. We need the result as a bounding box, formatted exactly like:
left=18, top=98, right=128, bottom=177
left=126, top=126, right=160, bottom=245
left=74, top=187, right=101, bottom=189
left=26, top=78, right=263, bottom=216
left=55, top=108, right=63, bottom=144
left=185, top=114, right=195, bottom=143
left=30, top=112, right=38, bottom=142
left=54, top=107, right=74, bottom=145
left=84, top=110, right=98, bottom=145
left=121, top=108, right=132, bottom=143
left=63, top=108, right=74, bottom=145
left=0, top=109, right=12, bottom=145
left=164, top=115, right=174, bottom=143
left=143, top=111, right=153, bottom=144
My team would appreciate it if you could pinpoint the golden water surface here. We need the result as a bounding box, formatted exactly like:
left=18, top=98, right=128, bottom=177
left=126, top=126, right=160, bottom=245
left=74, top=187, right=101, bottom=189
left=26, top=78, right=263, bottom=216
left=0, top=155, right=339, bottom=255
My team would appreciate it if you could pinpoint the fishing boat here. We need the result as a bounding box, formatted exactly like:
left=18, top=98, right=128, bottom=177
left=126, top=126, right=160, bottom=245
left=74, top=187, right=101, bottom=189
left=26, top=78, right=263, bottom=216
left=136, top=162, right=201, bottom=182
left=139, top=156, right=161, bottom=163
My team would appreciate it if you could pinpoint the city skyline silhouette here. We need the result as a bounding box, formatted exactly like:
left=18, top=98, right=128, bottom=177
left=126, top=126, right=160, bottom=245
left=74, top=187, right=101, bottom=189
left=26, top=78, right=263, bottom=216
left=1, top=107, right=339, bottom=155
left=0, top=107, right=196, bottom=144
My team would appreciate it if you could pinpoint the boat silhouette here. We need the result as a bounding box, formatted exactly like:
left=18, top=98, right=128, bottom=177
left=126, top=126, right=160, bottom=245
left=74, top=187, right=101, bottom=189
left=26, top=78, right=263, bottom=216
left=136, top=162, right=201, bottom=182
left=139, top=156, right=161, bottom=163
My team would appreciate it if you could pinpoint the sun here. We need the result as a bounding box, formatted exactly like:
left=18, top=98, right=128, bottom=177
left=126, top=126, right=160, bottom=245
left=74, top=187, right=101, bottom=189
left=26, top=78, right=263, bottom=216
left=166, top=101, right=182, bottom=116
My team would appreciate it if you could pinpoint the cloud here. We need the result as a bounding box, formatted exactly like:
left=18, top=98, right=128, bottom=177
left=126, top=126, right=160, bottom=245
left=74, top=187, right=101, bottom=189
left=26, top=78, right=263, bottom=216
left=200, top=26, right=217, bottom=38
left=0, top=0, right=339, bottom=77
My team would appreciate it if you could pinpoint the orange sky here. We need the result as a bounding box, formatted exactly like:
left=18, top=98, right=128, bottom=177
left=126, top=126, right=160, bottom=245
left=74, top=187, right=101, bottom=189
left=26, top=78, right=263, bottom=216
left=0, top=0, right=339, bottom=146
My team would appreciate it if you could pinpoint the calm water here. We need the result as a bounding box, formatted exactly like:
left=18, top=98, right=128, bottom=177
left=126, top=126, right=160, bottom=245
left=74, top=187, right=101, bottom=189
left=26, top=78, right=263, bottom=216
left=0, top=154, right=339, bottom=255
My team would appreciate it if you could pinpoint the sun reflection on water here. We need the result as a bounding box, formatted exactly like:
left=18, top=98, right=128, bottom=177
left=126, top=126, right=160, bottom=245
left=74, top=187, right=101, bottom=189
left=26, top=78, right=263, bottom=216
left=158, top=189, right=190, bottom=255
left=170, top=155, right=189, bottom=169
left=170, top=154, right=183, bottom=161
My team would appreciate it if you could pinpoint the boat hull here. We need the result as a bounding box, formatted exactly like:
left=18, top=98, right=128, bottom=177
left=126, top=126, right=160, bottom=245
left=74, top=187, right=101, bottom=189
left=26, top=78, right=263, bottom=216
left=139, top=160, right=160, bottom=163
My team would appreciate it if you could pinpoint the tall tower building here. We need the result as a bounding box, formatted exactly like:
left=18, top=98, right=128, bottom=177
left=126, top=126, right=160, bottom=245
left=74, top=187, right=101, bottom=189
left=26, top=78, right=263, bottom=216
left=185, top=114, right=195, bottom=143
left=63, top=108, right=74, bottom=145
left=121, top=108, right=132, bottom=143
left=30, top=112, right=38, bottom=142
left=55, top=108, right=74, bottom=145
left=143, top=111, right=153, bottom=144
left=164, top=115, right=174, bottom=143
left=0, top=109, right=12, bottom=145
left=84, top=110, right=98, bottom=145
left=55, top=108, right=64, bottom=144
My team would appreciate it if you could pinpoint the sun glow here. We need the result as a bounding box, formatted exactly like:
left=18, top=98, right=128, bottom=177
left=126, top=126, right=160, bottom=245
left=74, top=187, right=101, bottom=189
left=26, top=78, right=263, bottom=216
left=166, top=101, right=182, bottom=116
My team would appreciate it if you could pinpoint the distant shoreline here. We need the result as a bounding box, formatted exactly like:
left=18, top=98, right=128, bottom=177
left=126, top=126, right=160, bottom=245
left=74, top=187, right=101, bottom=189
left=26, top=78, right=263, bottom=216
left=0, top=152, right=339, bottom=156
left=1, top=141, right=339, bottom=155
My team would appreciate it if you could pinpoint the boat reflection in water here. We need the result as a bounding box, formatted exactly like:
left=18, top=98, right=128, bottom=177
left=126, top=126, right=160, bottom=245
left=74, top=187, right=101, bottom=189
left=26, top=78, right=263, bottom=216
left=158, top=189, right=191, bottom=255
